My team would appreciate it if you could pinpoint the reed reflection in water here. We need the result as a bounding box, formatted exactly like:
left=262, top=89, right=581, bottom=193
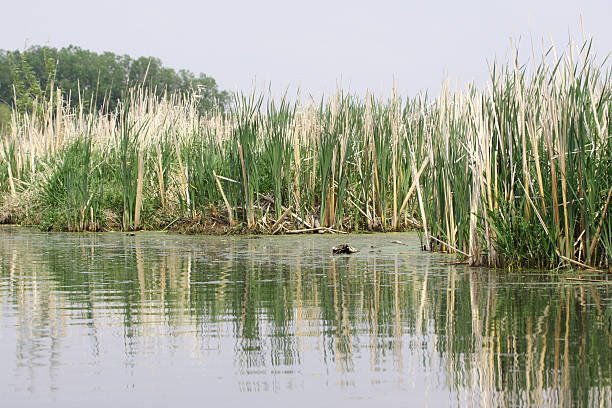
left=0, top=227, right=610, bottom=407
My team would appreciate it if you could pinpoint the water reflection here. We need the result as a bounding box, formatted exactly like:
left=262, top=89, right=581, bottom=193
left=0, top=227, right=610, bottom=407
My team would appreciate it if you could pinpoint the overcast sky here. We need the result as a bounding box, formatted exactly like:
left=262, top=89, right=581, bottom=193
left=3, top=0, right=611, bottom=99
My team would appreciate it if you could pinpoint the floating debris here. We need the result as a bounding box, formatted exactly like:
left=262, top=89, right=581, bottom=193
left=332, top=244, right=359, bottom=255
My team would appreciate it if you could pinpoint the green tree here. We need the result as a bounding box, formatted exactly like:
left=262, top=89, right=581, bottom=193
left=0, top=45, right=229, bottom=114
left=0, top=102, right=11, bottom=133
left=4, top=47, right=56, bottom=114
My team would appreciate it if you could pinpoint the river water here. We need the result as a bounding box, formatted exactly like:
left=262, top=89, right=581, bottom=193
left=0, top=227, right=610, bottom=407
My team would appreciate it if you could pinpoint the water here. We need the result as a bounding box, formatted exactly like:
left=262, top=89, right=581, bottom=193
left=0, top=227, right=610, bottom=407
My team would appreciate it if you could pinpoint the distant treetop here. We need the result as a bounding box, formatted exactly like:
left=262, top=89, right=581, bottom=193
left=0, top=45, right=230, bottom=114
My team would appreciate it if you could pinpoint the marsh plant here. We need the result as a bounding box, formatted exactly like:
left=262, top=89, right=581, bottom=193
left=0, top=38, right=610, bottom=270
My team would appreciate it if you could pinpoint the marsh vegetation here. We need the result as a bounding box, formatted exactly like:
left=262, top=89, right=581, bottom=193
left=0, top=40, right=610, bottom=270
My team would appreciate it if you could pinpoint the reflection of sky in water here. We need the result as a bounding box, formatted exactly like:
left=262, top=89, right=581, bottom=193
left=0, top=227, right=610, bottom=407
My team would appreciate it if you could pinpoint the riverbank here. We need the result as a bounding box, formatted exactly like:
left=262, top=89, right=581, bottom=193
left=0, top=196, right=414, bottom=237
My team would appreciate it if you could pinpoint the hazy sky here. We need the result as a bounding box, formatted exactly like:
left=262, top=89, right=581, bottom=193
left=3, top=0, right=611, bottom=99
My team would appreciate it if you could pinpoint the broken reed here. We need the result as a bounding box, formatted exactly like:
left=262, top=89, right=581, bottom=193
left=0, top=40, right=610, bottom=270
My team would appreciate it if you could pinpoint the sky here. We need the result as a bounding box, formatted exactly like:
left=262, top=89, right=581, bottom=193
left=3, top=0, right=611, bottom=100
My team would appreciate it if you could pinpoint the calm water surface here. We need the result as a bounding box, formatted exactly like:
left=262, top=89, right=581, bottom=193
left=0, top=227, right=610, bottom=407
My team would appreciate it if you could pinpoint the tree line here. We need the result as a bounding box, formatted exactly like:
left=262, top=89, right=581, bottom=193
left=0, top=45, right=230, bottom=117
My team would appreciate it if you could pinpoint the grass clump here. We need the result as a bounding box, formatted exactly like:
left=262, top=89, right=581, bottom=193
left=37, top=137, right=104, bottom=231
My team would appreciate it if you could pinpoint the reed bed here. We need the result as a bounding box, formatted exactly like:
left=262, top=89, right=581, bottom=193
left=0, top=40, right=610, bottom=270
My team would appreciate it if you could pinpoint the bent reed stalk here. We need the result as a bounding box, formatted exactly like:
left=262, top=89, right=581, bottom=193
left=0, top=39, right=610, bottom=270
